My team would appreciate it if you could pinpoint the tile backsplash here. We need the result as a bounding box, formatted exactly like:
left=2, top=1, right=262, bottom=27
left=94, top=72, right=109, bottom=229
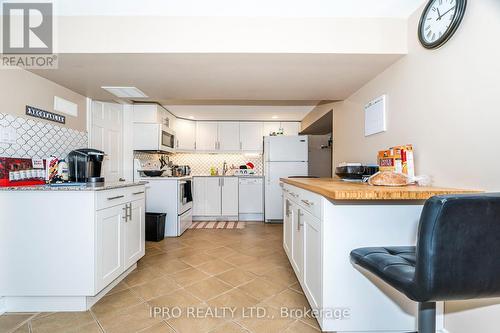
left=134, top=152, right=263, bottom=176
left=0, top=113, right=88, bottom=159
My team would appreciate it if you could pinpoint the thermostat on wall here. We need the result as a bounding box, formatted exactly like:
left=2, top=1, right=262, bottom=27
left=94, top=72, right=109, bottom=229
left=364, top=95, right=387, bottom=137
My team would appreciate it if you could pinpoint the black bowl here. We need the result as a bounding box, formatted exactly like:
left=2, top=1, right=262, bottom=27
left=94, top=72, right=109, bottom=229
left=142, top=170, right=165, bottom=177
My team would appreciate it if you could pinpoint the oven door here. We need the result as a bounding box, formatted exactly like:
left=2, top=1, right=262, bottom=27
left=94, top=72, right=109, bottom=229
left=178, top=180, right=193, bottom=213
left=178, top=208, right=192, bottom=236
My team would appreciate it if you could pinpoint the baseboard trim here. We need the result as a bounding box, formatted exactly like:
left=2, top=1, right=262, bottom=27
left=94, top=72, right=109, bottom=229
left=193, top=216, right=238, bottom=221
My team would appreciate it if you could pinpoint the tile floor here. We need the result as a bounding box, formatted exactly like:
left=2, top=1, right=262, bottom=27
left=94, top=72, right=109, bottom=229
left=0, top=222, right=321, bottom=333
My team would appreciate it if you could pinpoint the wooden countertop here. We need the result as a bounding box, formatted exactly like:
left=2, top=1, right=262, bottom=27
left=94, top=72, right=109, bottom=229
left=280, top=178, right=482, bottom=201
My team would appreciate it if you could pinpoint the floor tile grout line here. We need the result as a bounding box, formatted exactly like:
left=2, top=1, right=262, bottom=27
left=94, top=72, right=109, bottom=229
left=6, top=313, right=38, bottom=333
left=88, top=310, right=106, bottom=333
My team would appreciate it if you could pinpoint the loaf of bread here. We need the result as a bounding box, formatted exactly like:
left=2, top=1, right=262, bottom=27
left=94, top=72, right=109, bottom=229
left=368, top=171, right=409, bottom=186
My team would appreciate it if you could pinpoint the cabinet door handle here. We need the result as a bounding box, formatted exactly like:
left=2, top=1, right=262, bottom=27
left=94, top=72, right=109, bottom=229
left=215, top=142, right=218, bottom=150
left=194, top=142, right=196, bottom=150
left=128, top=203, right=132, bottom=220
left=108, top=195, right=124, bottom=201
left=122, top=205, right=128, bottom=221
left=240, top=142, right=242, bottom=150
left=301, top=199, right=313, bottom=206
left=297, top=209, right=301, bottom=231
left=290, top=193, right=299, bottom=198
left=133, top=191, right=145, bottom=195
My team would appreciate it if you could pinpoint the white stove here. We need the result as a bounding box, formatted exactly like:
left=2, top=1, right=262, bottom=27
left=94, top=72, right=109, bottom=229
left=134, top=158, right=192, bottom=237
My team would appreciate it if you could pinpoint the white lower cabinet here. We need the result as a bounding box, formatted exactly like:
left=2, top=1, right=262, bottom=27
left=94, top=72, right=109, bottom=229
left=282, top=183, right=443, bottom=333
left=95, top=205, right=124, bottom=290
left=193, top=177, right=238, bottom=219
left=95, top=196, right=145, bottom=292
left=0, top=185, right=145, bottom=312
left=221, top=177, right=239, bottom=216
left=283, top=186, right=323, bottom=325
left=291, top=205, right=304, bottom=280
left=302, top=209, right=322, bottom=310
left=124, top=199, right=146, bottom=268
left=283, top=198, right=293, bottom=256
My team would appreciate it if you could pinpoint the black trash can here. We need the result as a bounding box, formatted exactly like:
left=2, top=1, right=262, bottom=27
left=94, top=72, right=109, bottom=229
left=145, top=213, right=166, bottom=242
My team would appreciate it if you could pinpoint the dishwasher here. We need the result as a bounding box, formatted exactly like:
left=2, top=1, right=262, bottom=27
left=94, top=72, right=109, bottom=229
left=238, top=177, right=264, bottom=221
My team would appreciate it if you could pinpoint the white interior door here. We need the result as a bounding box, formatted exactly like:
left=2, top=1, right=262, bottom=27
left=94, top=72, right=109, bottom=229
left=240, top=122, right=263, bottom=151
left=91, top=101, right=123, bottom=182
left=218, top=122, right=240, bottom=151
left=196, top=122, right=218, bottom=151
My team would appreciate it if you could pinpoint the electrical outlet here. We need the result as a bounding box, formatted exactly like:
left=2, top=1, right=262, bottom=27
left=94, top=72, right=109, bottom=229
left=0, top=127, right=18, bottom=144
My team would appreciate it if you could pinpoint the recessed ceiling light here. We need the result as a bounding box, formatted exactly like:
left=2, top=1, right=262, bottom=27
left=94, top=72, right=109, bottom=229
left=272, top=115, right=278, bottom=119
left=189, top=116, right=195, bottom=119
left=101, top=86, right=148, bottom=98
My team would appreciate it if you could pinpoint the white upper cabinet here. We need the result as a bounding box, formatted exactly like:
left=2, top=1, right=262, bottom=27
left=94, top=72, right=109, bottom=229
left=218, top=122, right=240, bottom=151
left=240, top=122, right=263, bottom=152
left=175, top=119, right=196, bottom=151
left=196, top=122, right=219, bottom=151
left=281, top=122, right=301, bottom=136
left=132, top=104, right=175, bottom=128
left=263, top=122, right=281, bottom=136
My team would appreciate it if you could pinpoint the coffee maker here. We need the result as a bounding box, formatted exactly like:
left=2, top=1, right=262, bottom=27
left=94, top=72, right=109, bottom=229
left=68, top=149, right=105, bottom=184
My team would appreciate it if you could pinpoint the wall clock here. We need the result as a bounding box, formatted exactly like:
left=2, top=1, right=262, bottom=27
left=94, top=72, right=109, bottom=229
left=418, top=0, right=467, bottom=49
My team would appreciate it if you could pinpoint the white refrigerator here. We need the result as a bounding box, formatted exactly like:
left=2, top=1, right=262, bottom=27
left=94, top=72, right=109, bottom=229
left=264, top=136, right=308, bottom=222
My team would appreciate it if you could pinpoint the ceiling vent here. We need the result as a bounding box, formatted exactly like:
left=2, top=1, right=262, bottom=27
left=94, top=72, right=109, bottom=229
left=101, top=86, right=148, bottom=98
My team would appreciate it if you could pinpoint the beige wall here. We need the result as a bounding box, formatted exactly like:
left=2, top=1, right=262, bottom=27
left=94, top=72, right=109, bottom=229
left=301, top=101, right=335, bottom=131
left=332, top=0, right=500, bottom=331
left=334, top=0, right=500, bottom=192
left=0, top=69, right=87, bottom=131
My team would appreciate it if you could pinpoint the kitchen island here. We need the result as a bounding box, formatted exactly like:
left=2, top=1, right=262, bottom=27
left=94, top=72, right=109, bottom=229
left=0, top=182, right=146, bottom=312
left=280, top=178, right=480, bottom=333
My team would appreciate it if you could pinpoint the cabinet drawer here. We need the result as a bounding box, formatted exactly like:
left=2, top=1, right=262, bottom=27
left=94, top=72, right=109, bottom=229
left=282, top=184, right=321, bottom=218
left=95, top=186, right=145, bottom=210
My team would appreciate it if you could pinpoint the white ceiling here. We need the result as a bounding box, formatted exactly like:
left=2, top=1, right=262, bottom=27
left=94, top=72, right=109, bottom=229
left=55, top=0, right=425, bottom=18
left=164, top=104, right=317, bottom=121
left=31, top=53, right=402, bottom=104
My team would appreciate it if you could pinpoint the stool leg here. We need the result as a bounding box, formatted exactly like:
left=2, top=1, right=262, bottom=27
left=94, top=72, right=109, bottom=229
left=418, top=302, right=436, bottom=333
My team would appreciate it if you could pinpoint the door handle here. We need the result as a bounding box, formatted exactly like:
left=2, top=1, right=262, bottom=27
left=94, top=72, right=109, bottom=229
left=133, top=191, right=145, bottom=195
left=297, top=209, right=304, bottom=230
left=108, top=195, right=124, bottom=201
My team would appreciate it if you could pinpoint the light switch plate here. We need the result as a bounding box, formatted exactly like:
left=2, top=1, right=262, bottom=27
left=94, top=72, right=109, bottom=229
left=0, top=127, right=18, bottom=144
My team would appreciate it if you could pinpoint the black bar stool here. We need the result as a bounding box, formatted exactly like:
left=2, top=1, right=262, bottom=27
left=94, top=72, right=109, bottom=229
left=350, top=194, right=500, bottom=333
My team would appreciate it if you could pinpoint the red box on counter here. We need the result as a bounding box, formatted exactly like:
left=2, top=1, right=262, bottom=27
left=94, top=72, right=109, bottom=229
left=0, top=157, right=46, bottom=187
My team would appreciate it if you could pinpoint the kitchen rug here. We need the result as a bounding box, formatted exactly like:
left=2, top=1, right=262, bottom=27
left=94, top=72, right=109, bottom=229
left=189, top=221, right=245, bottom=229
